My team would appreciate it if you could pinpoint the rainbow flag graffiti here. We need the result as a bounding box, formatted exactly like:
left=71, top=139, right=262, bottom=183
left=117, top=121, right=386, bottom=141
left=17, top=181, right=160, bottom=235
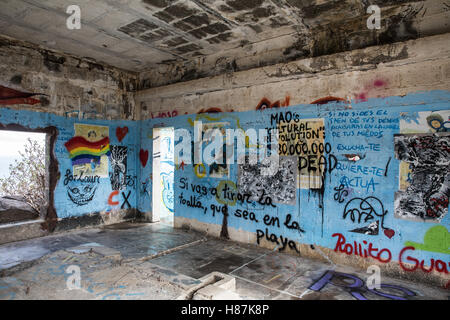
left=65, top=136, right=111, bottom=167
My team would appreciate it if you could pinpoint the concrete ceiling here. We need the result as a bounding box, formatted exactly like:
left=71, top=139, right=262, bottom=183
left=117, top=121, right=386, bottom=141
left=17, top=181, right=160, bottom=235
left=0, top=0, right=449, bottom=78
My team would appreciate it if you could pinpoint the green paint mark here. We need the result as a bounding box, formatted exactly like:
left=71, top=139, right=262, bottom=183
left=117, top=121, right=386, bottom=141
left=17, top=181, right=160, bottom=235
left=404, top=225, right=450, bottom=254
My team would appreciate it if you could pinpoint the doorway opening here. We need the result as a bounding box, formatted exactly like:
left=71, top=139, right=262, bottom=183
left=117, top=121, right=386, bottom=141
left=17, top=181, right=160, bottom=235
left=0, top=129, right=49, bottom=225
left=152, top=127, right=174, bottom=226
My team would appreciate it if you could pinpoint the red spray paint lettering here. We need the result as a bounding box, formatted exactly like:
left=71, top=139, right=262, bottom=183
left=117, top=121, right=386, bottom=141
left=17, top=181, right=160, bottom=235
left=108, top=190, right=119, bottom=206
left=333, top=234, right=449, bottom=275
left=151, top=110, right=178, bottom=119
left=332, top=233, right=392, bottom=263
left=399, top=246, right=449, bottom=275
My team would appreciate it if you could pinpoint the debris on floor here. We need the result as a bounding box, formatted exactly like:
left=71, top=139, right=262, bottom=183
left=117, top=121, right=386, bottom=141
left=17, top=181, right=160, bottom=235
left=0, top=223, right=448, bottom=300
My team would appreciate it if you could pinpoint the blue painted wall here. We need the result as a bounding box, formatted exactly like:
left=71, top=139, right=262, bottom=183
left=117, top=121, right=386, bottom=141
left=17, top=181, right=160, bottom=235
left=1, top=90, right=448, bottom=278
left=0, top=108, right=139, bottom=218
left=139, top=90, right=449, bottom=276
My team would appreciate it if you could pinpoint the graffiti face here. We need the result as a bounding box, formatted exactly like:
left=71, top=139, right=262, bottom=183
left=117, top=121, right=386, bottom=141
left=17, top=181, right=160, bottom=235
left=67, top=184, right=97, bottom=206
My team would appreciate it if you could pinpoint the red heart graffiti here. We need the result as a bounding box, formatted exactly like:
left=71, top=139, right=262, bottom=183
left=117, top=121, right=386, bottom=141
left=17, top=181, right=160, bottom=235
left=139, top=149, right=149, bottom=167
left=116, top=126, right=128, bottom=142
left=384, top=229, right=395, bottom=239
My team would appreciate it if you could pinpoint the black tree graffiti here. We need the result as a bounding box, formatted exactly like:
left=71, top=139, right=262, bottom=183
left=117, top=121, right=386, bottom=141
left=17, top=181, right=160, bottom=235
left=109, top=145, right=128, bottom=190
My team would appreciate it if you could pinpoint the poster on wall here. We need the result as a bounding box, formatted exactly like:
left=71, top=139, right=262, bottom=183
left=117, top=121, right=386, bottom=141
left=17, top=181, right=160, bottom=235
left=278, top=118, right=325, bottom=189
left=202, top=121, right=230, bottom=178
left=238, top=156, right=297, bottom=205
left=395, top=110, right=450, bottom=223
left=65, top=123, right=110, bottom=178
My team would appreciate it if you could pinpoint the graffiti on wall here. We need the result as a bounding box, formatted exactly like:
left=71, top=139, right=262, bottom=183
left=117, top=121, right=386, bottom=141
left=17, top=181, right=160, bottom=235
left=0, top=85, right=45, bottom=105
left=327, top=108, right=398, bottom=238
left=67, top=183, right=97, bottom=206
left=333, top=191, right=394, bottom=237
left=151, top=110, right=179, bottom=119
left=121, top=190, right=132, bottom=209
left=394, top=133, right=449, bottom=222
left=108, top=190, right=120, bottom=206
left=238, top=156, right=297, bottom=205
left=404, top=225, right=449, bottom=254
left=139, top=149, right=149, bottom=167
left=140, top=176, right=151, bottom=200
left=63, top=169, right=99, bottom=206
left=151, top=100, right=448, bottom=276
left=310, top=96, right=347, bottom=105
left=159, top=128, right=175, bottom=215
left=398, top=246, right=449, bottom=274
left=198, top=107, right=228, bottom=114
left=161, top=172, right=174, bottom=213
left=65, top=124, right=110, bottom=177
left=277, top=117, right=330, bottom=189
left=109, top=145, right=128, bottom=190
left=202, top=121, right=230, bottom=178
left=178, top=175, right=303, bottom=253
left=399, top=110, right=450, bottom=134
left=395, top=110, right=450, bottom=222
left=107, top=190, right=134, bottom=210
left=354, top=79, right=388, bottom=103
left=333, top=233, right=449, bottom=275
left=115, top=126, right=128, bottom=142
left=256, top=96, right=290, bottom=110
left=64, top=110, right=103, bottom=120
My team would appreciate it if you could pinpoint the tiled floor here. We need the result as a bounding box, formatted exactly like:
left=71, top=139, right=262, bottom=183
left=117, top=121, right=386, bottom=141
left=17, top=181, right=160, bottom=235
left=0, top=221, right=448, bottom=300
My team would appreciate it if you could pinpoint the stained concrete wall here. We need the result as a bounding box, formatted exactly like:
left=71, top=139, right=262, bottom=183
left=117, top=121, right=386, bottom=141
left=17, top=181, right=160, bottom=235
left=136, top=33, right=450, bottom=118
left=137, top=33, right=450, bottom=287
left=0, top=35, right=138, bottom=121
left=136, top=0, right=450, bottom=88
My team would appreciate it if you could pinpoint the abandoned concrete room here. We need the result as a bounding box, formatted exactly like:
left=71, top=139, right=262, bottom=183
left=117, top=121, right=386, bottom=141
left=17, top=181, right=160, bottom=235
left=0, top=0, right=449, bottom=306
